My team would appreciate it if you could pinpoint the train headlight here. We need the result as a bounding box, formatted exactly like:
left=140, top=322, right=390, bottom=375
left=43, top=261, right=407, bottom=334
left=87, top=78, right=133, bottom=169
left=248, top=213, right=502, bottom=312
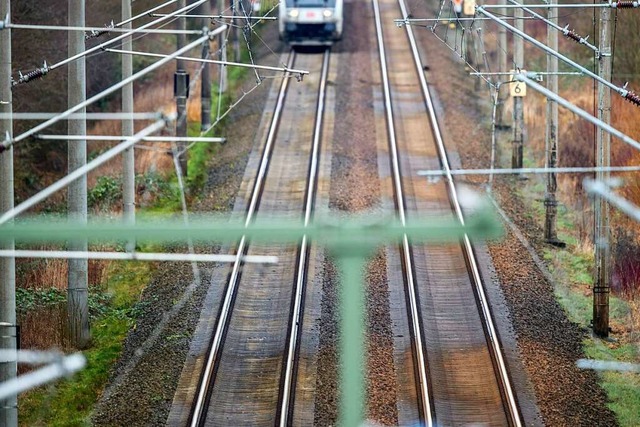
left=323, top=9, right=334, bottom=18
left=287, top=8, right=299, bottom=18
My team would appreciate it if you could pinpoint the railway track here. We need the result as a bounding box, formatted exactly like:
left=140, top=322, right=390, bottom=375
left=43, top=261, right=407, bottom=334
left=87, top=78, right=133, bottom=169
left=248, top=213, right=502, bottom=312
left=373, top=0, right=523, bottom=425
left=187, top=48, right=331, bottom=426
left=172, top=2, right=524, bottom=425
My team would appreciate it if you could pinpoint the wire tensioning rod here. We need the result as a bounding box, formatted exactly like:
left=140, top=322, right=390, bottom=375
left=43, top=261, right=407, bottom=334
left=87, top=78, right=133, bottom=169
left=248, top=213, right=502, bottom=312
left=36, top=135, right=225, bottom=143
left=105, top=47, right=309, bottom=78
left=480, top=2, right=639, bottom=8
left=0, top=112, right=161, bottom=120
left=6, top=22, right=202, bottom=35
left=149, top=13, right=277, bottom=20
left=515, top=74, right=640, bottom=150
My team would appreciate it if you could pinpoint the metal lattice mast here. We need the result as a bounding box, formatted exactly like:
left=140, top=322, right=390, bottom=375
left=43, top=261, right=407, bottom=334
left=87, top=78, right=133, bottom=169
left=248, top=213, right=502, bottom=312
left=67, top=0, right=90, bottom=349
left=594, top=0, right=612, bottom=337
left=122, top=0, right=135, bottom=250
left=0, top=0, right=17, bottom=424
left=544, top=1, right=560, bottom=244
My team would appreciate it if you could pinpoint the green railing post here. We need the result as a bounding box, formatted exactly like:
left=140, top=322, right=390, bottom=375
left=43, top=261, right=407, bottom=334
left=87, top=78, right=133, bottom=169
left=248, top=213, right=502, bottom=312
left=334, top=252, right=368, bottom=427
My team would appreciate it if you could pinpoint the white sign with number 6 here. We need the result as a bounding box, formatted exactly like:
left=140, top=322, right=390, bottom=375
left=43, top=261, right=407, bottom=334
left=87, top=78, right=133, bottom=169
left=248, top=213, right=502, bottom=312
left=510, top=70, right=527, bottom=97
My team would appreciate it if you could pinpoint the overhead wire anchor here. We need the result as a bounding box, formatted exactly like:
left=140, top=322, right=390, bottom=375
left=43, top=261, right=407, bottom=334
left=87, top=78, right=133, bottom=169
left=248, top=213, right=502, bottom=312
left=12, top=61, right=49, bottom=86
left=85, top=20, right=115, bottom=40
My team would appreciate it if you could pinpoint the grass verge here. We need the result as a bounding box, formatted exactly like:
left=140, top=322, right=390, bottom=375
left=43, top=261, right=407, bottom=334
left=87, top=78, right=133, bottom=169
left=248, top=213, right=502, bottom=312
left=520, top=175, right=640, bottom=426
left=18, top=260, right=153, bottom=427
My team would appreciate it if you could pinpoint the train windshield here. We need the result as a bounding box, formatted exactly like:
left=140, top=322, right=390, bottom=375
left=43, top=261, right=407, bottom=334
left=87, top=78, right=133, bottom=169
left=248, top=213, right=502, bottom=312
left=286, top=0, right=337, bottom=6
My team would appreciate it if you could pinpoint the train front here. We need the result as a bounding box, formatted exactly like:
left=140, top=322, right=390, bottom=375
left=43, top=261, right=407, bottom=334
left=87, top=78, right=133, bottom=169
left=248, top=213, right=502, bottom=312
left=279, top=0, right=343, bottom=45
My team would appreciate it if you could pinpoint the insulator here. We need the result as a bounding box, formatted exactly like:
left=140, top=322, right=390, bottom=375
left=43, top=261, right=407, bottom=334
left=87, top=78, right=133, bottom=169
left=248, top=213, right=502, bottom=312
left=563, top=28, right=581, bottom=43
left=21, top=68, right=45, bottom=83
left=616, top=0, right=636, bottom=7
left=624, top=91, right=640, bottom=106
left=16, top=66, right=48, bottom=85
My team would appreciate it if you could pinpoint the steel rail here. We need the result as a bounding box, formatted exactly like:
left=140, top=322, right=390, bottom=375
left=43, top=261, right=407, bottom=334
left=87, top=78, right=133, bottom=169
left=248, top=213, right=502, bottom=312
left=188, top=51, right=296, bottom=427
left=372, top=0, right=433, bottom=424
left=399, top=0, right=523, bottom=424
left=277, top=49, right=330, bottom=426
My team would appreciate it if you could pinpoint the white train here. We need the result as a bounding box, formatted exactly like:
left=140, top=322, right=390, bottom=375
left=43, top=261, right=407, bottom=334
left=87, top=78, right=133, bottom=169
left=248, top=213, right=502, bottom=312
left=279, top=0, right=344, bottom=45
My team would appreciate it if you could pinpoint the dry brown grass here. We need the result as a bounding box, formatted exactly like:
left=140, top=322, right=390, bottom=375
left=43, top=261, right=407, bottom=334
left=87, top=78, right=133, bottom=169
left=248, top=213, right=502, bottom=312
left=85, top=61, right=205, bottom=189
left=18, top=257, right=110, bottom=291
left=517, top=75, right=640, bottom=344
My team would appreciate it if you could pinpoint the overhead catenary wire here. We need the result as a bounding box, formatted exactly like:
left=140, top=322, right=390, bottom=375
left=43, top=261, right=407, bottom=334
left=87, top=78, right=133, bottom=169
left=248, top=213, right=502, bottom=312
left=84, top=0, right=178, bottom=39
left=505, top=0, right=598, bottom=52
left=0, top=112, right=161, bottom=120
left=476, top=6, right=640, bottom=103
left=10, top=0, right=210, bottom=83
left=0, top=116, right=169, bottom=226
left=104, top=47, right=309, bottom=77
left=418, top=165, right=640, bottom=177
left=6, top=22, right=202, bottom=35
left=1, top=29, right=221, bottom=151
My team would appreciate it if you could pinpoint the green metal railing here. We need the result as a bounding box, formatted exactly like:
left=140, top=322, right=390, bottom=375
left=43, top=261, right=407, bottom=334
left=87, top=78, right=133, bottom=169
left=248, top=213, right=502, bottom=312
left=0, top=209, right=502, bottom=426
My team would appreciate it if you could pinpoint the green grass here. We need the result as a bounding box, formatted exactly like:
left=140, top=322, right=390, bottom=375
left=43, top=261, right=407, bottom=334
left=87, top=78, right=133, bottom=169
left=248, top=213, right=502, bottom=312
left=18, top=312, right=132, bottom=427
left=517, top=166, right=640, bottom=426
left=18, top=261, right=153, bottom=426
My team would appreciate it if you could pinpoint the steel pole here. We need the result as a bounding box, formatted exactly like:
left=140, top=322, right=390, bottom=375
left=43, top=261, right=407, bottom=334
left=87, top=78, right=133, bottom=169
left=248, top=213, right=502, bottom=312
left=0, top=0, right=17, bottom=424
left=67, top=0, right=90, bottom=349
left=201, top=1, right=212, bottom=131
left=594, top=0, right=612, bottom=337
left=122, top=0, right=135, bottom=251
left=176, top=0, right=189, bottom=176
left=217, top=0, right=227, bottom=94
